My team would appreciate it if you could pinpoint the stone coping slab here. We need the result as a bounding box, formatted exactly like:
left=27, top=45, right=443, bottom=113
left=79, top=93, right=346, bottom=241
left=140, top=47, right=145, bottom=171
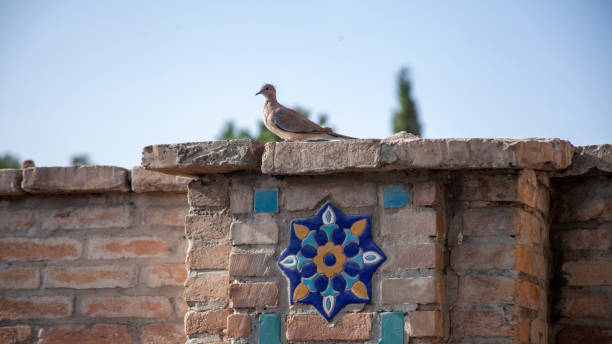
left=142, top=139, right=265, bottom=176
left=0, top=166, right=192, bottom=195
left=21, top=166, right=130, bottom=194
left=558, top=144, right=612, bottom=177
left=139, top=135, right=590, bottom=176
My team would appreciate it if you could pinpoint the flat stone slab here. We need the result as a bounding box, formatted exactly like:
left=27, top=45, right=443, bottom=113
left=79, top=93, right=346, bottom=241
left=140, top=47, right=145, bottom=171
left=21, top=166, right=129, bottom=194
left=0, top=169, right=24, bottom=196
left=140, top=135, right=582, bottom=176
left=131, top=166, right=192, bottom=193
left=142, top=139, right=265, bottom=176
left=559, top=144, right=612, bottom=176
left=262, top=135, right=574, bottom=175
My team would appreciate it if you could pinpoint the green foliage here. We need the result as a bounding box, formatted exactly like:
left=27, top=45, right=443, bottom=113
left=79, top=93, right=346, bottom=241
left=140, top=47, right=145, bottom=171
left=218, top=121, right=253, bottom=140
left=0, top=153, right=20, bottom=169
left=216, top=105, right=330, bottom=142
left=392, top=67, right=421, bottom=136
left=71, top=154, right=92, bottom=166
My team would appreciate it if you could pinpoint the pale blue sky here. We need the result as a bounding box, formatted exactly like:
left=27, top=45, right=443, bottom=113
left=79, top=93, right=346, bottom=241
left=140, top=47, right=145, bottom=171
left=1, top=1, right=611, bottom=168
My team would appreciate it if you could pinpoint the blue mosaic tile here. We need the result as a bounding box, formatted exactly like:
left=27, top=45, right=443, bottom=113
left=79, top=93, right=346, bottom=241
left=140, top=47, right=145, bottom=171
left=254, top=189, right=278, bottom=213
left=278, top=202, right=386, bottom=320
left=379, top=312, right=404, bottom=344
left=259, top=314, right=281, bottom=344
left=383, top=184, right=409, bottom=208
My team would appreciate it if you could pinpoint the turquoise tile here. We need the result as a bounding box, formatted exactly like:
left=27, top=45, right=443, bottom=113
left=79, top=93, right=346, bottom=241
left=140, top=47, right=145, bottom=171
left=379, top=312, right=404, bottom=344
left=259, top=313, right=281, bottom=344
left=254, top=189, right=278, bottom=213
left=383, top=184, right=409, bottom=208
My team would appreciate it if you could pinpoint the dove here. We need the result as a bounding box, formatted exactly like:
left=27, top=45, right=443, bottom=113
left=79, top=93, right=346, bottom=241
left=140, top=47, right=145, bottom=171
left=255, top=84, right=355, bottom=142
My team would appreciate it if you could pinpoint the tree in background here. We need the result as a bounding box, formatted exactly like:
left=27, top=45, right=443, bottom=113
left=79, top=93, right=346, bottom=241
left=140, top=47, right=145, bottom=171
left=71, top=154, right=92, bottom=166
left=217, top=106, right=329, bottom=142
left=0, top=153, right=20, bottom=169
left=392, top=67, right=422, bottom=136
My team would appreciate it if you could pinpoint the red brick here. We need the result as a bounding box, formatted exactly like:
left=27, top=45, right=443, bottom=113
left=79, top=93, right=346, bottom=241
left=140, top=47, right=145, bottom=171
left=414, top=181, right=441, bottom=207
left=409, top=311, right=443, bottom=337
left=381, top=207, right=443, bottom=239
left=283, top=181, right=377, bottom=210
left=0, top=296, right=73, bottom=320
left=131, top=166, right=191, bottom=193
left=516, top=320, right=530, bottom=342
left=229, top=282, right=278, bottom=308
left=462, top=207, right=539, bottom=238
left=0, top=326, right=32, bottom=343
left=381, top=277, right=443, bottom=304
left=21, top=166, right=129, bottom=194
left=146, top=264, right=186, bottom=287
left=175, top=297, right=188, bottom=317
left=141, top=323, right=185, bottom=344
left=230, top=218, right=278, bottom=244
left=0, top=267, right=39, bottom=289
left=0, top=169, right=24, bottom=195
left=185, top=213, right=231, bottom=240
left=286, top=313, right=372, bottom=341
left=229, top=252, right=272, bottom=276
left=560, top=229, right=610, bottom=250
left=450, top=241, right=514, bottom=271
left=0, top=210, right=33, bottom=231
left=516, top=280, right=539, bottom=310
left=38, top=324, right=131, bottom=344
left=43, top=266, right=135, bottom=289
left=186, top=245, right=231, bottom=270
left=458, top=276, right=514, bottom=304
left=143, top=206, right=187, bottom=228
left=514, top=244, right=534, bottom=274
left=42, top=206, right=131, bottom=230
left=87, top=236, right=171, bottom=259
left=188, top=176, right=229, bottom=207
left=556, top=327, right=612, bottom=344
left=459, top=174, right=519, bottom=202
left=560, top=292, right=609, bottom=318
left=555, top=176, right=612, bottom=222
left=451, top=309, right=513, bottom=337
left=531, top=319, right=547, bottom=344
left=382, top=243, right=443, bottom=272
left=227, top=313, right=251, bottom=338
left=230, top=181, right=253, bottom=214
left=185, top=309, right=232, bottom=335
left=184, top=274, right=229, bottom=302
left=562, top=260, right=612, bottom=286
left=80, top=296, right=172, bottom=318
left=0, top=238, right=81, bottom=261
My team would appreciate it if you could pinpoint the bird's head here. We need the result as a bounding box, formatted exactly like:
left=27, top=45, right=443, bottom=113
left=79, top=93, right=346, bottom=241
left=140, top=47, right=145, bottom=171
left=255, top=83, right=276, bottom=100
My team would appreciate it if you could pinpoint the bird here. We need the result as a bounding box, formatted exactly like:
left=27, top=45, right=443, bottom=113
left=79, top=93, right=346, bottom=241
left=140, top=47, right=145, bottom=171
left=255, top=84, right=355, bottom=142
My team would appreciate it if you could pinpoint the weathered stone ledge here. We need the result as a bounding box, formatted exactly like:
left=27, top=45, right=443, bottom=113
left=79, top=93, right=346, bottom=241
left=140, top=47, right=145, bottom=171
left=0, top=166, right=191, bottom=196
left=142, top=139, right=265, bottom=176
left=138, top=135, right=609, bottom=176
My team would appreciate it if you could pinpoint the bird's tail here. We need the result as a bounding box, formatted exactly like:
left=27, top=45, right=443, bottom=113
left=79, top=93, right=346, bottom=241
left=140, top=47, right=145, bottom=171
left=328, top=132, right=356, bottom=140
left=321, top=127, right=356, bottom=140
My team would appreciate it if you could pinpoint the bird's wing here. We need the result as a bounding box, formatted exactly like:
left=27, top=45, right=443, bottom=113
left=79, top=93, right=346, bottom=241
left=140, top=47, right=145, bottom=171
left=272, top=106, right=329, bottom=133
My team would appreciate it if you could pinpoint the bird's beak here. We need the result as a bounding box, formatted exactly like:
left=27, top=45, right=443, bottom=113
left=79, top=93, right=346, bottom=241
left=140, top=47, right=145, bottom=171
left=255, top=90, right=262, bottom=96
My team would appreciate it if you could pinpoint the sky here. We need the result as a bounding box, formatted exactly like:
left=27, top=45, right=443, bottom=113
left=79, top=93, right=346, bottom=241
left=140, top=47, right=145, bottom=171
left=1, top=1, right=611, bottom=168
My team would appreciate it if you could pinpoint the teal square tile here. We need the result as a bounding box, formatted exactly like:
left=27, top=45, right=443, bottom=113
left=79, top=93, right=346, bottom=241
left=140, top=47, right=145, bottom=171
left=259, top=313, right=281, bottom=344
left=383, top=184, right=409, bottom=208
left=380, top=312, right=404, bottom=343
left=254, top=189, right=278, bottom=213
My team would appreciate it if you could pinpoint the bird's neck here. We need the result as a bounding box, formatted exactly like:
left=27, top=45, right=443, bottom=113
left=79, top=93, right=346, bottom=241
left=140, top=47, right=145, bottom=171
left=264, top=95, right=278, bottom=105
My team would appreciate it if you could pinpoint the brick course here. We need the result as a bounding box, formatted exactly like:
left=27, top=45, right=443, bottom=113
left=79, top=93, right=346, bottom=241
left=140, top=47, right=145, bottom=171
left=286, top=313, right=372, bottom=341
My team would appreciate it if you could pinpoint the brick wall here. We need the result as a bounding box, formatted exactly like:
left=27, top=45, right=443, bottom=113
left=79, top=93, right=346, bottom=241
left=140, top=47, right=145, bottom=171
left=550, top=174, right=612, bottom=344
left=0, top=166, right=190, bottom=344
left=2, top=138, right=611, bottom=344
